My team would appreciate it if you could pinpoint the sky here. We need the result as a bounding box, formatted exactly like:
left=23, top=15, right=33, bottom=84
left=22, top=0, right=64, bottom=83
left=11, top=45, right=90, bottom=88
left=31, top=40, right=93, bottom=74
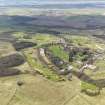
left=0, top=0, right=105, bottom=7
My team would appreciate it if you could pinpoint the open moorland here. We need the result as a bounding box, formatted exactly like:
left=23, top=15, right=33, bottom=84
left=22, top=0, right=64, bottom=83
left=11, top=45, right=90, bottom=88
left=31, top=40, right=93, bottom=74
left=1, top=7, right=105, bottom=105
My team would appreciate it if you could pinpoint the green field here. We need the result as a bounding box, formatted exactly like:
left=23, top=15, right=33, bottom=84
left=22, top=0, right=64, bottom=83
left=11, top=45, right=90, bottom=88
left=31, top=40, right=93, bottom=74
left=49, top=45, right=69, bottom=61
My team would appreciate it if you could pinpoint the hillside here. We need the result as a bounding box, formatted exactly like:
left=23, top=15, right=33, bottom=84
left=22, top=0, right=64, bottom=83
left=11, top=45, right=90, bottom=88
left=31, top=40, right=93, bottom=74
left=1, top=5, right=105, bottom=105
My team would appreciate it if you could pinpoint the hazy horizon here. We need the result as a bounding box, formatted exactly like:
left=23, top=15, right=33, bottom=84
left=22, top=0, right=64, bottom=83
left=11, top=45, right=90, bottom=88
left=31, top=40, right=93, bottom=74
left=0, top=0, right=105, bottom=5
left=1, top=0, right=105, bottom=9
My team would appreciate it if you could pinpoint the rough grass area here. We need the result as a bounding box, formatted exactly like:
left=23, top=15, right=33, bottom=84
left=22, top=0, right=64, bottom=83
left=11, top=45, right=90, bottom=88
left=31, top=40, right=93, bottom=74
left=0, top=74, right=80, bottom=105
left=12, top=33, right=60, bottom=47
left=85, top=59, right=105, bottom=80
left=23, top=48, right=63, bottom=81
left=95, top=59, right=105, bottom=71
left=31, top=33, right=59, bottom=45
left=12, top=32, right=26, bottom=39
left=49, top=45, right=69, bottom=61
left=81, top=82, right=98, bottom=91
left=2, top=8, right=105, bottom=105
left=0, top=41, right=15, bottom=57
left=64, top=35, right=105, bottom=50
left=1, top=74, right=105, bottom=105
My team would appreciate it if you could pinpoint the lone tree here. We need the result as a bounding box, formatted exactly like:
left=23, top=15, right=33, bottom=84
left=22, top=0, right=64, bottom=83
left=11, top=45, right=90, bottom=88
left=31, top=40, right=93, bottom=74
left=17, top=81, right=24, bottom=86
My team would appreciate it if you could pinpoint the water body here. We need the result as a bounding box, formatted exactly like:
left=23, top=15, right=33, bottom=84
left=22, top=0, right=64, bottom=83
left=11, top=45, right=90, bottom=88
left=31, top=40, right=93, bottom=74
left=0, top=0, right=105, bottom=9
